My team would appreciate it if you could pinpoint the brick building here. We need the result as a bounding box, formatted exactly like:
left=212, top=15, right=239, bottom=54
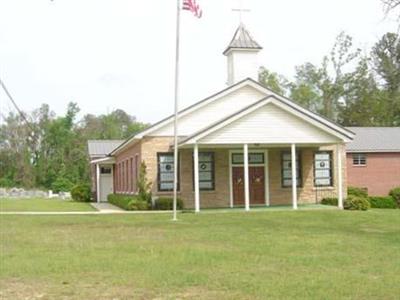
left=346, top=127, right=400, bottom=196
left=87, top=24, right=353, bottom=210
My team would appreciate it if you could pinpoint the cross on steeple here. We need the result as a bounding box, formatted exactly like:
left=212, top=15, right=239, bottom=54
left=231, top=0, right=251, bottom=23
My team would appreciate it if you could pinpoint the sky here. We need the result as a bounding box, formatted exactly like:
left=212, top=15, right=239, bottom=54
left=0, top=0, right=398, bottom=124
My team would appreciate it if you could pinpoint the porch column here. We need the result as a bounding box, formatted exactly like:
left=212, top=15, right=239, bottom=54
left=243, top=144, right=250, bottom=211
left=336, top=144, right=344, bottom=209
left=291, top=144, right=298, bottom=209
left=194, top=143, right=200, bottom=212
left=96, top=163, right=100, bottom=203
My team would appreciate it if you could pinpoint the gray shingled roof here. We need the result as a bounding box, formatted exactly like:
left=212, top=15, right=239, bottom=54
left=346, top=127, right=400, bottom=152
left=223, top=23, right=262, bottom=55
left=87, top=140, right=124, bottom=158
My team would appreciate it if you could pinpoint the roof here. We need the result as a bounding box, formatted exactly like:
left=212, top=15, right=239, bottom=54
left=87, top=140, right=124, bottom=158
left=346, top=127, right=400, bottom=152
left=110, top=78, right=355, bottom=155
left=179, top=95, right=354, bottom=145
left=223, top=23, right=262, bottom=55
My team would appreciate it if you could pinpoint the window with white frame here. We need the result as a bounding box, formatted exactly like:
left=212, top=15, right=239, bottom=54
left=352, top=153, right=366, bottom=166
left=157, top=153, right=179, bottom=191
left=314, top=152, right=333, bottom=186
left=281, top=151, right=301, bottom=187
left=231, top=153, right=264, bottom=165
left=193, top=152, right=215, bottom=190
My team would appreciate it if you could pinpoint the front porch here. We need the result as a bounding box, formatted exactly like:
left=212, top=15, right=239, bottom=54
left=169, top=143, right=345, bottom=211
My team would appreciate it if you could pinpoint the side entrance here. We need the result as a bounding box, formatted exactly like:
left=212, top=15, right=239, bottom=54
left=99, top=165, right=113, bottom=202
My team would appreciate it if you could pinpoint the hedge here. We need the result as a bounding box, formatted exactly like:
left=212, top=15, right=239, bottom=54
left=108, top=194, right=149, bottom=210
left=389, top=187, right=400, bottom=208
left=321, top=197, right=338, bottom=206
left=154, top=197, right=184, bottom=210
left=368, top=196, right=397, bottom=209
left=348, top=186, right=368, bottom=198
left=344, top=195, right=370, bottom=211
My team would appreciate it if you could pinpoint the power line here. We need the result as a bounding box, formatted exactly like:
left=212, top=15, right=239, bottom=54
left=0, top=76, right=36, bottom=133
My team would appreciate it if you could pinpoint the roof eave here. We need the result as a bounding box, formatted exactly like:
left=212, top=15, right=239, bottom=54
left=223, top=46, right=263, bottom=56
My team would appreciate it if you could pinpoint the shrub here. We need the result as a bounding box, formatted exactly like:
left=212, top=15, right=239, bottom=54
left=389, top=187, right=400, bottom=208
left=71, top=184, right=91, bottom=202
left=321, top=197, right=338, bottom=206
left=348, top=186, right=368, bottom=198
left=52, top=176, right=74, bottom=193
left=154, top=197, right=184, bottom=210
left=107, top=194, right=149, bottom=211
left=137, top=161, right=152, bottom=204
left=368, top=196, right=397, bottom=209
left=344, top=195, right=370, bottom=211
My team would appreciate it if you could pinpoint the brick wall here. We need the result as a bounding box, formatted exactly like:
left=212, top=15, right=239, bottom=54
left=346, top=152, right=400, bottom=196
left=268, top=144, right=346, bottom=205
left=137, top=137, right=347, bottom=208
left=114, top=141, right=141, bottom=194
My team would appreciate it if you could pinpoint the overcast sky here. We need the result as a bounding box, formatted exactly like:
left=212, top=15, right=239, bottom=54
left=0, top=0, right=398, bottom=124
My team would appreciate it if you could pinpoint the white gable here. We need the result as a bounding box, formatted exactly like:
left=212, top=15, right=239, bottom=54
left=197, top=102, right=341, bottom=144
left=150, top=84, right=266, bottom=136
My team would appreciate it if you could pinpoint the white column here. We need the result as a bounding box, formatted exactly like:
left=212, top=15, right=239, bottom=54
left=265, top=150, right=270, bottom=206
left=229, top=151, right=233, bottom=208
left=337, top=144, right=344, bottom=209
left=96, top=164, right=100, bottom=203
left=244, top=144, right=250, bottom=211
left=291, top=144, right=298, bottom=209
left=194, top=144, right=200, bottom=212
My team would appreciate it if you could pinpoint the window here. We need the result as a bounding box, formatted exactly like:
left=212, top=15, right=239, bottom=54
left=194, top=152, right=215, bottom=190
left=314, top=152, right=333, bottom=187
left=353, top=153, right=366, bottom=166
left=281, top=151, right=302, bottom=187
left=157, top=153, right=179, bottom=191
left=125, top=160, right=129, bottom=191
left=100, top=166, right=111, bottom=174
left=122, top=161, right=125, bottom=191
left=130, top=158, right=133, bottom=191
left=135, top=155, right=139, bottom=191
left=232, top=153, right=264, bottom=165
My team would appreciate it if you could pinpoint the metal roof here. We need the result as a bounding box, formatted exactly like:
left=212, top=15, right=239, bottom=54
left=346, top=127, right=400, bottom=152
left=223, top=23, right=262, bottom=55
left=87, top=140, right=124, bottom=158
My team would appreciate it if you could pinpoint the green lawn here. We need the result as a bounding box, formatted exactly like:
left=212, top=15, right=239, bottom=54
left=1, top=210, right=399, bottom=299
left=0, top=198, right=95, bottom=212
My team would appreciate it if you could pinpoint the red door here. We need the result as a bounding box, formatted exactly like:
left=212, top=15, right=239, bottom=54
left=249, top=167, right=265, bottom=204
left=232, top=166, right=265, bottom=205
left=232, top=167, right=245, bottom=205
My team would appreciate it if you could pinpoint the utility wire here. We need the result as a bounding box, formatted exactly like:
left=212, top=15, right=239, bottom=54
left=0, top=76, right=36, bottom=133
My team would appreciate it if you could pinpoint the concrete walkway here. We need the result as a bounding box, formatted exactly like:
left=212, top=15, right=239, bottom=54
left=90, top=202, right=125, bottom=213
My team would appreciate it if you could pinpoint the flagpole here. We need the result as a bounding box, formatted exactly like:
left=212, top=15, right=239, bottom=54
left=172, top=0, right=181, bottom=221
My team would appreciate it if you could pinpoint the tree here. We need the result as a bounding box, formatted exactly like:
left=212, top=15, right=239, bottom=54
left=258, top=67, right=289, bottom=96
left=338, top=58, right=383, bottom=126
left=290, top=32, right=361, bottom=120
left=382, top=0, right=400, bottom=20
left=371, top=32, right=400, bottom=125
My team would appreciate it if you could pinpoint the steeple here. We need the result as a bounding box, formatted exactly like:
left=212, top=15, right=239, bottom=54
left=223, top=23, right=262, bottom=85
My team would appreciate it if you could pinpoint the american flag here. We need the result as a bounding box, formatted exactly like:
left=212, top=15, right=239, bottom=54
left=182, top=0, right=202, bottom=18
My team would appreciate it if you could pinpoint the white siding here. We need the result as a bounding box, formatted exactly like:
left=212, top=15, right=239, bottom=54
left=150, top=85, right=266, bottom=136
left=227, top=50, right=259, bottom=85
left=199, top=103, right=340, bottom=144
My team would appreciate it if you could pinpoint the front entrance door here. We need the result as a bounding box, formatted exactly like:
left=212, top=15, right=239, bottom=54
left=232, top=166, right=265, bottom=205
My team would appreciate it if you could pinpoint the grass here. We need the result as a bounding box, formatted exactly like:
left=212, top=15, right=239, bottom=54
left=0, top=198, right=95, bottom=212
left=0, top=210, right=399, bottom=299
